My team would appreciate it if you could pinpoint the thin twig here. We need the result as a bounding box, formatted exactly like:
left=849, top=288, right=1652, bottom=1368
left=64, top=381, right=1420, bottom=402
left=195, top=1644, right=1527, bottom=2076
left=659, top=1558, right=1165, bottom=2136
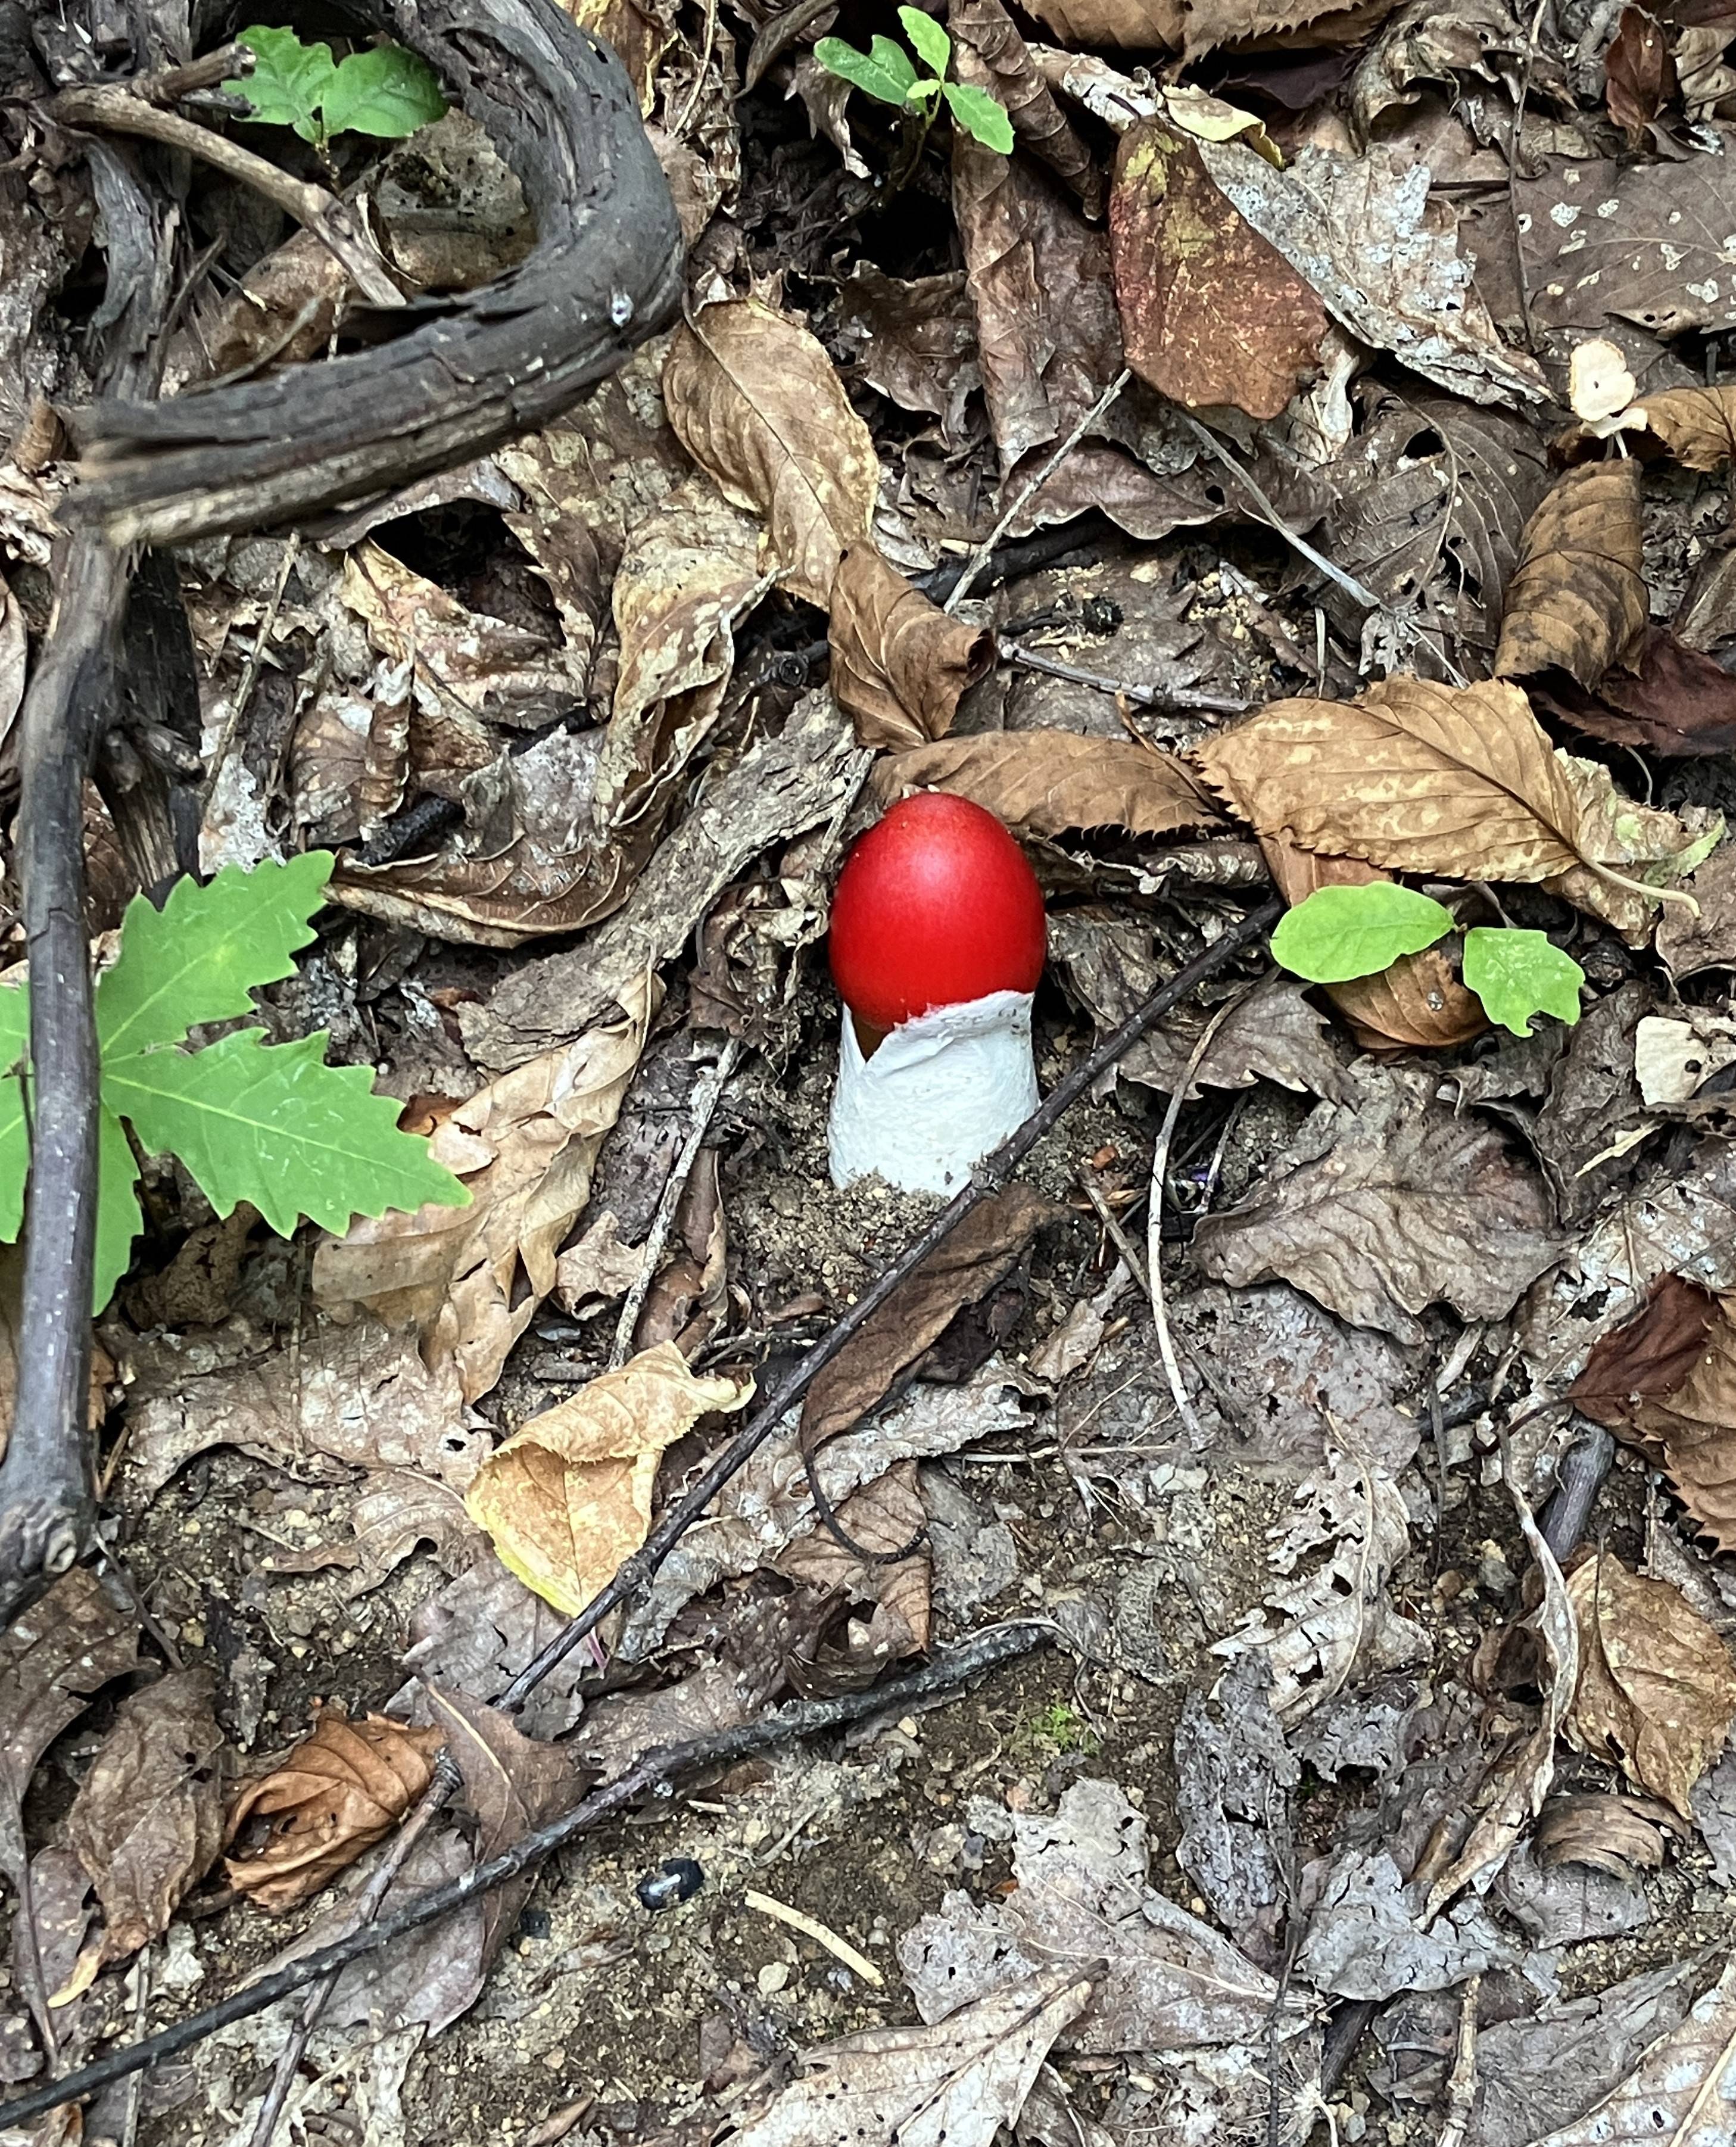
left=945, top=370, right=1132, bottom=614
left=1147, top=993, right=1245, bottom=1447
left=1435, top=1974, right=1482, bottom=2147
left=1509, top=0, right=1551, bottom=356
left=0, top=1625, right=1048, bottom=2133
left=200, top=533, right=301, bottom=821
left=504, top=897, right=1284, bottom=1707
left=49, top=88, right=403, bottom=309
left=245, top=1752, right=459, bottom=2147
left=127, top=43, right=250, bottom=102
left=1176, top=415, right=1386, bottom=616
left=610, top=1038, right=741, bottom=1369
left=1077, top=1175, right=1149, bottom=1294
left=998, top=637, right=1249, bottom=718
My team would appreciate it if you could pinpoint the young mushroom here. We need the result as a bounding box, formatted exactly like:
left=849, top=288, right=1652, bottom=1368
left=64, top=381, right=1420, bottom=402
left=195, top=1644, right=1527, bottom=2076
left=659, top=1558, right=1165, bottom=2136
left=827, top=792, right=1046, bottom=1195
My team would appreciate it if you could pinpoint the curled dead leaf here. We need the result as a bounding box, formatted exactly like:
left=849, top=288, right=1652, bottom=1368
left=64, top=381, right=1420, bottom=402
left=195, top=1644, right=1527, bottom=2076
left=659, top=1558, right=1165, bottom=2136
left=875, top=728, right=1222, bottom=838
left=1564, top=1550, right=1736, bottom=1819
left=951, top=0, right=1102, bottom=214
left=464, top=1341, right=754, bottom=1615
left=1630, top=383, right=1736, bottom=469
left=1606, top=5, right=1678, bottom=144
left=1534, top=1790, right=1685, bottom=1880
left=225, top=1706, right=447, bottom=1911
left=1494, top=460, right=1647, bottom=689
left=1109, top=119, right=1326, bottom=422
left=828, top=547, right=993, bottom=751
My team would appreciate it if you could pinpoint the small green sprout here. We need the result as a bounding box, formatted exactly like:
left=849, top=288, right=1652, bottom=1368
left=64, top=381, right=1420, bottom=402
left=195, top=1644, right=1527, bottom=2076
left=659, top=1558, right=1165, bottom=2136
left=816, top=7, right=1014, bottom=155
left=223, top=25, right=446, bottom=152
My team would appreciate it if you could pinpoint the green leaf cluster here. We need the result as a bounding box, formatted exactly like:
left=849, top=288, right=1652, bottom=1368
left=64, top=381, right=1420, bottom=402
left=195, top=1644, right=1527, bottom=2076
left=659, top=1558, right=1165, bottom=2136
left=816, top=7, right=1014, bottom=153
left=0, top=853, right=468, bottom=1310
left=1271, top=882, right=1586, bottom=1038
left=224, top=24, right=446, bottom=148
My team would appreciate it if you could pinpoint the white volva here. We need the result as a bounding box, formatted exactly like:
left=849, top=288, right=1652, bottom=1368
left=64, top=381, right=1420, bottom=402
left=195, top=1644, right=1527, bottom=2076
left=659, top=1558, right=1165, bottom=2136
left=827, top=989, right=1039, bottom=1195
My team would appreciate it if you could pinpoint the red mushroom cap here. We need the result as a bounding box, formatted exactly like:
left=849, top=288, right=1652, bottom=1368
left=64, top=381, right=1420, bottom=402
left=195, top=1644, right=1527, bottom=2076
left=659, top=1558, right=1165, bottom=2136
left=828, top=793, right=1046, bottom=1032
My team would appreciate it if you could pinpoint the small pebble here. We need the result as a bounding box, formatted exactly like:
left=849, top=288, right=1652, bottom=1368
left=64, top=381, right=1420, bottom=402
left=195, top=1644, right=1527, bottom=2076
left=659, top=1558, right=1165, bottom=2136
left=757, top=1962, right=790, bottom=1996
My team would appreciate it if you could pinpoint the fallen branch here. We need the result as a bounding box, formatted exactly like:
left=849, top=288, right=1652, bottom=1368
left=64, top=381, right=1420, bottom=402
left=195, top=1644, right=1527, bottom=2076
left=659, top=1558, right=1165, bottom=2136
left=0, top=1624, right=1048, bottom=2132
left=503, top=894, right=1285, bottom=1706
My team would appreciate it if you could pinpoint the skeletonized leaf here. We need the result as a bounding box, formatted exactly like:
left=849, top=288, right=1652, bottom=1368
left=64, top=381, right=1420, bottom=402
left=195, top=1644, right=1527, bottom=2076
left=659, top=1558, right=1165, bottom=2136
left=64, top=1669, right=226, bottom=1964
left=1494, top=460, right=1647, bottom=688
left=1631, top=382, right=1736, bottom=469
left=663, top=297, right=880, bottom=607
left=1109, top=120, right=1326, bottom=422
left=465, top=1342, right=754, bottom=1615
left=106, top=1027, right=467, bottom=1240
left=1564, top=1551, right=1736, bottom=1818
left=226, top=1705, right=447, bottom=1911
left=828, top=546, right=993, bottom=750
left=875, top=728, right=1222, bottom=837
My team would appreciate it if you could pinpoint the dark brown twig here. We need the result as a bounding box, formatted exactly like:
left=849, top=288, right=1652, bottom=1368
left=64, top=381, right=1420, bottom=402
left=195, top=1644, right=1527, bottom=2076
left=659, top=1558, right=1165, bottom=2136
left=503, top=896, right=1284, bottom=1707
left=0, top=1625, right=1047, bottom=2133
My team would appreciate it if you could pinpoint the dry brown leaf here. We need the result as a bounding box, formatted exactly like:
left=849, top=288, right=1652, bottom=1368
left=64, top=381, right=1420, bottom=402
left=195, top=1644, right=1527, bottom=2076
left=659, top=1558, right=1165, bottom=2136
left=875, top=729, right=1223, bottom=838
left=828, top=547, right=993, bottom=751
left=64, top=1669, right=226, bottom=1965
left=1259, top=836, right=1486, bottom=1051
left=1521, top=1952, right=1736, bottom=2147
left=1021, top=0, right=1391, bottom=55
left=464, top=1341, right=754, bottom=1615
left=1193, top=674, right=1704, bottom=927
left=952, top=0, right=1102, bottom=211
left=559, top=0, right=671, bottom=110
left=1534, top=1791, right=1684, bottom=1880
left=1565, top=1551, right=1736, bottom=1819
left=1494, top=460, right=1647, bottom=688
left=777, top=1458, right=933, bottom=1659
left=1631, top=383, right=1736, bottom=469
left=1536, top=624, right=1736, bottom=758
left=1569, top=1273, right=1722, bottom=1427
left=313, top=973, right=655, bottom=1404
left=663, top=296, right=879, bottom=607
left=225, top=1706, right=447, bottom=1911
left=834, top=267, right=981, bottom=437
left=1606, top=5, right=1678, bottom=141
left=1109, top=120, right=1326, bottom=421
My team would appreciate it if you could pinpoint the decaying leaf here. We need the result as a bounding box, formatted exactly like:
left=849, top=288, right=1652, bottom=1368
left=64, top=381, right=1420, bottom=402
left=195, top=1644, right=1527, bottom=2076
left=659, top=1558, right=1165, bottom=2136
left=876, top=730, right=1223, bottom=838
left=226, top=1706, right=447, bottom=1911
left=64, top=1669, right=226, bottom=1964
left=313, top=973, right=655, bottom=1404
left=777, top=1458, right=933, bottom=1660
left=1022, top=0, right=1394, bottom=59
left=728, top=1967, right=1096, bottom=2147
left=951, top=0, right=1102, bottom=213
left=834, top=267, right=983, bottom=438
left=1109, top=120, right=1326, bottom=422
left=1535, top=1790, right=1684, bottom=1880
left=827, top=547, right=992, bottom=751
left=663, top=296, right=878, bottom=608
left=1606, top=5, right=1678, bottom=141
left=464, top=1341, right=753, bottom=1616
left=1636, top=1011, right=1736, bottom=1106
left=1193, top=1061, right=1561, bottom=1342
left=1629, top=382, right=1736, bottom=469
left=1494, top=460, right=1647, bottom=688
left=1564, top=1550, right=1736, bottom=1816
left=1211, top=1447, right=1428, bottom=1723
left=1522, top=1952, right=1736, bottom=2146
left=1193, top=674, right=1708, bottom=933
left=1539, top=625, right=1736, bottom=756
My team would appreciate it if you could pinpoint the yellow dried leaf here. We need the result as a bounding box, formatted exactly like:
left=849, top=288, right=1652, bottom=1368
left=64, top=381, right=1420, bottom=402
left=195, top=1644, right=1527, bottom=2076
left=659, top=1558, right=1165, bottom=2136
left=1564, top=1551, right=1736, bottom=1818
left=875, top=728, right=1222, bottom=837
left=1494, top=460, right=1647, bottom=688
left=662, top=298, right=880, bottom=608
left=465, top=1342, right=754, bottom=1615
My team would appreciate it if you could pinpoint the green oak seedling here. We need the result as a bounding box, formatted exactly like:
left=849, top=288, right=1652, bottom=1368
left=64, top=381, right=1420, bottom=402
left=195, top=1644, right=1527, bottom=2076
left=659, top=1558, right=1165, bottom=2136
left=0, top=852, right=467, bottom=1310
left=1272, top=881, right=1587, bottom=1037
left=223, top=25, right=445, bottom=152
left=817, top=7, right=1014, bottom=157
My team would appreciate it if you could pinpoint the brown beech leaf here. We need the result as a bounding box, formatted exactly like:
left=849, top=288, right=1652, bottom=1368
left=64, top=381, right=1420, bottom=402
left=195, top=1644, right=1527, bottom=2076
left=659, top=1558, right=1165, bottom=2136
left=1569, top=1273, right=1723, bottom=1428
left=875, top=729, right=1223, bottom=838
left=1606, top=6, right=1678, bottom=142
left=1631, top=383, right=1736, bottom=469
left=225, top=1706, right=447, bottom=1911
left=1109, top=120, right=1326, bottom=422
left=1193, top=674, right=1704, bottom=930
left=1564, top=1551, right=1736, bottom=1818
left=663, top=297, right=879, bottom=607
left=828, top=547, right=993, bottom=751
left=1259, top=835, right=1486, bottom=1051
left=464, top=1341, right=754, bottom=1616
left=1537, top=625, right=1736, bottom=756
left=64, top=1669, right=226, bottom=1964
left=1494, top=461, right=1647, bottom=689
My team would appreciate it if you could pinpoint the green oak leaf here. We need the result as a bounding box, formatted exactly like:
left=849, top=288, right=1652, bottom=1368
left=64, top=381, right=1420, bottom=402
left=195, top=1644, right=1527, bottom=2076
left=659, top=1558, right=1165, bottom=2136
left=1271, top=883, right=1455, bottom=985
left=96, top=851, right=334, bottom=1060
left=815, top=34, right=921, bottom=106
left=0, top=1073, right=23, bottom=1247
left=898, top=5, right=952, bottom=79
left=322, top=43, right=447, bottom=139
left=226, top=24, right=339, bottom=141
left=104, top=1027, right=469, bottom=1240
left=943, top=79, right=1014, bottom=152
left=1461, top=927, right=1585, bottom=1037
left=95, top=1108, right=142, bottom=1310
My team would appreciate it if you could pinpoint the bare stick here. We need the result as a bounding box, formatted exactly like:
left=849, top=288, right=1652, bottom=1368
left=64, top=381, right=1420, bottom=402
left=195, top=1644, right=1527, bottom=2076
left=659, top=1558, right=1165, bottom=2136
left=1147, top=993, right=1244, bottom=1447
left=49, top=88, right=403, bottom=309
left=998, top=637, right=1248, bottom=718
left=945, top=370, right=1132, bottom=615
left=0, top=1625, right=1047, bottom=2133
left=504, top=896, right=1284, bottom=1707
left=200, top=533, right=301, bottom=819
left=1175, top=415, right=1386, bottom=616
left=610, top=1038, right=741, bottom=1369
